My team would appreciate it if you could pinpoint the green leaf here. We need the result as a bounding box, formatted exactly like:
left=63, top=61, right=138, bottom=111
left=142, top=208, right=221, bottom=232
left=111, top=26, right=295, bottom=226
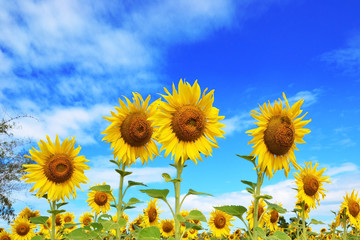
left=254, top=227, right=266, bottom=239
left=47, top=209, right=66, bottom=215
left=185, top=210, right=207, bottom=222
left=40, top=193, right=48, bottom=200
left=138, top=226, right=161, bottom=240
left=272, top=231, right=291, bottom=240
left=99, top=218, right=127, bottom=231
left=98, top=214, right=112, bottom=221
left=63, top=223, right=80, bottom=228
left=31, top=236, right=44, bottom=240
left=265, top=201, right=287, bottom=214
left=236, top=155, right=256, bottom=165
left=89, top=184, right=111, bottom=193
left=257, top=194, right=273, bottom=200
left=66, top=228, right=89, bottom=240
left=140, top=189, right=169, bottom=201
left=310, top=219, right=325, bottom=225
left=115, top=169, right=132, bottom=177
left=56, top=202, right=68, bottom=209
left=176, top=214, right=185, bottom=222
left=241, top=180, right=257, bottom=189
left=214, top=205, right=247, bottom=219
left=184, top=221, right=202, bottom=230
left=109, top=159, right=120, bottom=167
left=123, top=205, right=136, bottom=210
left=128, top=180, right=147, bottom=188
left=29, top=216, right=49, bottom=224
left=187, top=189, right=213, bottom=197
left=162, top=173, right=172, bottom=182
left=127, top=197, right=143, bottom=206
left=90, top=222, right=103, bottom=231
left=246, top=187, right=255, bottom=194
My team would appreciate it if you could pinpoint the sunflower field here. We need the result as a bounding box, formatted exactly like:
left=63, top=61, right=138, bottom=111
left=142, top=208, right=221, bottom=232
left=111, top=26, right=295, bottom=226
left=1, top=79, right=359, bottom=240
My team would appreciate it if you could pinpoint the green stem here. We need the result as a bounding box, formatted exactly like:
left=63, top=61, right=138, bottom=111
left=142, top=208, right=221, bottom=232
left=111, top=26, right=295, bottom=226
left=296, top=212, right=300, bottom=240
left=117, top=163, right=126, bottom=240
left=174, top=160, right=184, bottom=240
left=50, top=201, right=56, bottom=240
left=343, top=213, right=347, bottom=240
left=301, top=203, right=307, bottom=240
left=252, top=170, right=264, bottom=240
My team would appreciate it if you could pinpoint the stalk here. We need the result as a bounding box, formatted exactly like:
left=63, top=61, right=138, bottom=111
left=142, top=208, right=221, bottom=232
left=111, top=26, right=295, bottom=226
left=116, top=163, right=126, bottom=240
left=50, top=201, right=56, bottom=240
left=174, top=160, right=184, bottom=240
left=342, top=212, right=347, bottom=240
left=301, top=203, right=307, bottom=240
left=252, top=170, right=264, bottom=240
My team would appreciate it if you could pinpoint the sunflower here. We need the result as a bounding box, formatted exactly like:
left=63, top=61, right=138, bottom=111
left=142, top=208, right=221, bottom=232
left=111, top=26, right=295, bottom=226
left=10, top=217, right=36, bottom=240
left=246, top=199, right=269, bottom=229
left=0, top=231, right=11, bottom=240
left=18, top=207, right=40, bottom=220
left=266, top=203, right=283, bottom=232
left=341, top=190, right=360, bottom=228
left=246, top=93, right=311, bottom=178
left=22, top=135, right=90, bottom=201
left=87, top=183, right=114, bottom=214
left=61, top=212, right=75, bottom=224
left=294, top=162, right=331, bottom=209
left=295, top=201, right=310, bottom=219
left=335, top=208, right=348, bottom=228
left=160, top=219, right=175, bottom=238
left=79, top=212, right=93, bottom=227
left=102, top=92, right=159, bottom=166
left=54, top=213, right=63, bottom=229
left=187, top=228, right=198, bottom=239
left=128, top=214, right=143, bottom=232
left=142, top=198, right=161, bottom=227
left=208, top=209, right=235, bottom=238
left=151, top=79, right=225, bottom=164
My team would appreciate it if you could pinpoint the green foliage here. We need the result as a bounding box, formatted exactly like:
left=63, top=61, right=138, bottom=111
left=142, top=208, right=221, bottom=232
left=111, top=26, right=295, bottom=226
left=29, top=216, right=49, bottom=224
left=214, top=205, right=247, bottom=219
left=265, top=200, right=287, bottom=214
left=89, top=184, right=111, bottom=194
left=138, top=226, right=161, bottom=240
left=140, top=189, right=169, bottom=201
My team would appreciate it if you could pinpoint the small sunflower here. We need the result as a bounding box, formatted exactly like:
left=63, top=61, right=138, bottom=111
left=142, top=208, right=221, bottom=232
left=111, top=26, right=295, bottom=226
left=18, top=207, right=40, bottom=220
left=341, top=190, right=360, bottom=228
left=266, top=203, right=283, bottom=232
left=128, top=214, right=143, bottom=232
left=102, top=93, right=159, bottom=166
left=335, top=208, right=348, bottom=228
left=151, top=79, right=225, bottom=164
left=187, top=228, right=198, bottom=239
left=10, top=217, right=36, bottom=240
left=295, top=201, right=311, bottom=219
left=160, top=219, right=175, bottom=238
left=61, top=212, right=76, bottom=224
left=0, top=231, right=12, bottom=240
left=246, top=93, right=311, bottom=178
left=208, top=209, right=235, bottom=238
left=79, top=212, right=93, bottom=227
left=294, top=162, right=331, bottom=209
left=234, top=228, right=241, bottom=237
left=246, top=199, right=269, bottom=229
left=142, top=198, right=161, bottom=227
left=54, top=213, right=63, bottom=230
left=87, top=183, right=114, bottom=214
left=22, top=135, right=90, bottom=201
left=180, top=209, right=190, bottom=232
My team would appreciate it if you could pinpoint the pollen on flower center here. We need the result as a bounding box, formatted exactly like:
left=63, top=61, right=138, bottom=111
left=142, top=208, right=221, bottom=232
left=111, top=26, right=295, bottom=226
left=264, top=115, right=295, bottom=155
left=44, top=154, right=74, bottom=183
left=270, top=210, right=279, bottom=223
left=172, top=106, right=205, bottom=142
left=148, top=208, right=157, bottom=223
left=16, top=223, right=30, bottom=236
left=214, top=215, right=226, bottom=229
left=121, top=112, right=153, bottom=147
left=94, top=192, right=108, bottom=206
left=162, top=222, right=173, bottom=233
left=349, top=200, right=360, bottom=217
left=303, top=175, right=319, bottom=196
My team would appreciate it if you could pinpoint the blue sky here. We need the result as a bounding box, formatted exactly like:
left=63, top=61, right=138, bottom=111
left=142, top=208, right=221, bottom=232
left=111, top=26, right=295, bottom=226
left=1, top=0, right=360, bottom=233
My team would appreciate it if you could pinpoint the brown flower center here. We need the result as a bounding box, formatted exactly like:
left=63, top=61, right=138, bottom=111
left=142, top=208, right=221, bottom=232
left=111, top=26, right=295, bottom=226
left=264, top=115, right=295, bottom=155
left=121, top=112, right=153, bottom=147
left=16, top=223, right=30, bottom=236
left=172, top=106, right=205, bottom=142
left=183, top=232, right=188, bottom=238
left=148, top=207, right=157, bottom=223
left=162, top=221, right=173, bottom=233
left=64, top=216, right=72, bottom=223
left=257, top=205, right=264, bottom=220
left=270, top=210, right=279, bottom=223
left=83, top=217, right=91, bottom=226
left=0, top=235, right=11, bottom=240
left=214, top=214, right=226, bottom=229
left=303, top=175, right=319, bottom=196
left=44, top=154, right=74, bottom=183
left=304, top=203, right=309, bottom=211
left=55, top=215, right=62, bottom=226
left=94, top=192, right=108, bottom=206
left=349, top=200, right=360, bottom=218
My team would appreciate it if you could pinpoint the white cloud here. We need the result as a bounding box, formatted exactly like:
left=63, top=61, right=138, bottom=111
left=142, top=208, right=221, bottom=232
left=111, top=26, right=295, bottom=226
left=325, top=162, right=357, bottom=176
left=221, top=113, right=253, bottom=136
left=287, top=89, right=321, bottom=107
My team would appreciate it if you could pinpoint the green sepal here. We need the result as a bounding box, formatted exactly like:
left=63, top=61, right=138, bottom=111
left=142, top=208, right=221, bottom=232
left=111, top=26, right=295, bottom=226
left=138, top=226, right=161, bottom=240
left=214, top=205, right=247, bottom=219
left=140, top=189, right=169, bottom=201
left=127, top=197, right=143, bottom=206
left=236, top=155, right=256, bottom=165
left=40, top=194, right=48, bottom=200
left=29, top=216, right=49, bottom=224
left=47, top=209, right=66, bottom=215
left=185, top=210, right=207, bottom=222
left=169, top=163, right=187, bottom=168
left=241, top=180, right=256, bottom=189
left=187, top=189, right=213, bottom=197
left=184, top=221, right=202, bottom=230
left=89, top=184, right=111, bottom=193
left=115, top=169, right=133, bottom=177
left=310, top=219, right=325, bottom=225
left=128, top=180, right=147, bottom=188
left=110, top=204, right=117, bottom=208
left=265, top=200, right=287, bottom=214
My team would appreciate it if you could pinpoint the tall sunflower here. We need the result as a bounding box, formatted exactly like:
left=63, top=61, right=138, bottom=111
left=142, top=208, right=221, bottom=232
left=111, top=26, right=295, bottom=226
left=246, top=93, right=311, bottom=178
left=21, top=135, right=90, bottom=201
left=246, top=199, right=269, bottom=229
left=294, top=162, right=330, bottom=209
left=160, top=219, right=175, bottom=238
left=151, top=79, right=225, bottom=164
left=10, top=217, right=36, bottom=240
left=208, top=209, right=235, bottom=238
left=87, top=183, right=114, bottom=214
left=142, top=198, right=161, bottom=227
left=340, top=190, right=360, bottom=229
left=102, top=92, right=159, bottom=166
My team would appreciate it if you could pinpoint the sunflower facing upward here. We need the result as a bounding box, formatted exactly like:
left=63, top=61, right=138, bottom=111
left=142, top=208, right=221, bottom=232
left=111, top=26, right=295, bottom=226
left=208, top=209, right=235, bottom=238
left=22, top=135, right=90, bottom=201
left=151, top=79, right=225, bottom=164
left=340, top=190, right=360, bottom=229
left=294, top=162, right=330, bottom=210
left=102, top=92, right=159, bottom=166
left=246, top=93, right=311, bottom=178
